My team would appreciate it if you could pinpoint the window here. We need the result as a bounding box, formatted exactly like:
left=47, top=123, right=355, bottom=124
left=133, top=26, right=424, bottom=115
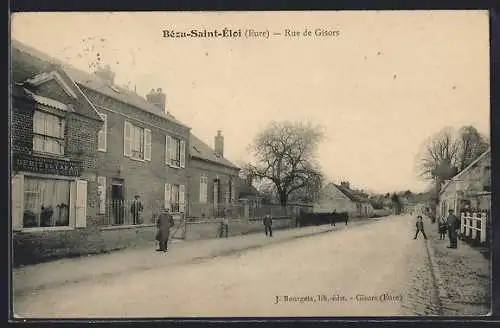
left=12, top=176, right=87, bottom=231
left=33, top=110, right=65, bottom=155
left=230, top=180, right=235, bottom=202
left=165, top=135, right=185, bottom=168
left=23, top=177, right=71, bottom=228
left=200, top=176, right=208, bottom=203
left=124, top=121, right=151, bottom=161
left=170, top=137, right=180, bottom=167
left=171, top=184, right=180, bottom=213
left=213, top=180, right=220, bottom=205
left=164, top=183, right=186, bottom=213
left=98, top=113, right=107, bottom=152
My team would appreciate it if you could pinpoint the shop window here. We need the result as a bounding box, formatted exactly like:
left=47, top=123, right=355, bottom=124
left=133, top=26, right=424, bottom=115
left=23, top=177, right=71, bottom=228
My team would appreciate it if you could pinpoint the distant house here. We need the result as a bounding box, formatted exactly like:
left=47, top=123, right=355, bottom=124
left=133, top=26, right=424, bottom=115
left=438, top=148, right=491, bottom=218
left=313, top=182, right=375, bottom=218
left=187, top=131, right=240, bottom=218
left=234, top=177, right=264, bottom=206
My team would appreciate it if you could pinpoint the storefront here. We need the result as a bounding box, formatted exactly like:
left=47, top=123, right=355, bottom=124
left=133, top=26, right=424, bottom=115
left=12, top=153, right=88, bottom=232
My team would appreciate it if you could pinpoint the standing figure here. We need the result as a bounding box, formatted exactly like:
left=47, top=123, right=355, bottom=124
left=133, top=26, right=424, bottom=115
left=438, top=217, right=448, bottom=240
left=263, top=214, right=273, bottom=237
left=156, top=208, right=175, bottom=252
left=220, top=208, right=229, bottom=238
left=446, top=209, right=460, bottom=248
left=413, top=215, right=428, bottom=240
left=130, top=195, right=143, bottom=225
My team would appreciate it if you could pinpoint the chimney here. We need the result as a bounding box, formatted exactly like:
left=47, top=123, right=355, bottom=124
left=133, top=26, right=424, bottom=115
left=146, top=88, right=167, bottom=113
left=214, top=130, right=224, bottom=157
left=340, top=181, right=350, bottom=189
left=94, top=65, right=115, bottom=85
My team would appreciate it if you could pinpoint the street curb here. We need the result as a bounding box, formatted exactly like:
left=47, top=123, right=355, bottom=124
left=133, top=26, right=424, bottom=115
left=425, top=239, right=450, bottom=315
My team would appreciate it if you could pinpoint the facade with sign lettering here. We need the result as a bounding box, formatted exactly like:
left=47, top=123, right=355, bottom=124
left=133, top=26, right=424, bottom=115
left=11, top=65, right=104, bottom=234
left=11, top=41, right=108, bottom=265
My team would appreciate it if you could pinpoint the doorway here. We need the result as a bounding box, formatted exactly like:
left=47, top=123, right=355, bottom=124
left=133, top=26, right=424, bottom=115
left=111, top=179, right=124, bottom=225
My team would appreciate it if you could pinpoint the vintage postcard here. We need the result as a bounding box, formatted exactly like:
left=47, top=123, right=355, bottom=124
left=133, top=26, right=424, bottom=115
left=10, top=10, right=491, bottom=318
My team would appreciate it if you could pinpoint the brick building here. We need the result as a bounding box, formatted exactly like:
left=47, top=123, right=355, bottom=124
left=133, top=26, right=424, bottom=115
left=11, top=44, right=105, bottom=265
left=187, top=131, right=240, bottom=218
left=68, top=68, right=191, bottom=226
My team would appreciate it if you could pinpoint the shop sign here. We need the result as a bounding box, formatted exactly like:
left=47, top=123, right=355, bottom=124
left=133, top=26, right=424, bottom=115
left=13, top=153, right=82, bottom=177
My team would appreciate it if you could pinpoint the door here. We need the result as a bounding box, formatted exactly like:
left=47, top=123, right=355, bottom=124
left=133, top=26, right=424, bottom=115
left=111, top=180, right=124, bottom=224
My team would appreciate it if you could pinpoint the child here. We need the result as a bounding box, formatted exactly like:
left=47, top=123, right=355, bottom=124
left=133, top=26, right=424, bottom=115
left=413, top=215, right=428, bottom=240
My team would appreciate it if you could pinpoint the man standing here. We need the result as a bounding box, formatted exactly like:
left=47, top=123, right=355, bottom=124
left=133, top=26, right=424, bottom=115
left=413, top=215, right=428, bottom=240
left=156, top=208, right=175, bottom=252
left=130, top=195, right=143, bottom=225
left=446, top=209, right=460, bottom=249
left=263, top=214, right=273, bottom=237
left=220, top=208, right=229, bottom=238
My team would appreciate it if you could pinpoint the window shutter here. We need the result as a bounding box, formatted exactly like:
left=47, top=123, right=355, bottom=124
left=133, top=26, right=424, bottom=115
left=144, top=128, right=152, bottom=161
left=164, top=183, right=171, bottom=210
left=199, top=177, right=204, bottom=203
left=98, top=113, right=107, bottom=152
left=124, top=121, right=132, bottom=157
left=11, top=174, right=24, bottom=231
left=75, top=180, right=87, bottom=228
left=97, top=176, right=106, bottom=214
left=179, top=184, right=186, bottom=213
left=165, top=135, right=170, bottom=165
left=231, top=181, right=235, bottom=202
left=180, top=140, right=186, bottom=168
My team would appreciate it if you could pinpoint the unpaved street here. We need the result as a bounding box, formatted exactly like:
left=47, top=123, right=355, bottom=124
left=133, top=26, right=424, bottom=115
left=14, top=215, right=434, bottom=318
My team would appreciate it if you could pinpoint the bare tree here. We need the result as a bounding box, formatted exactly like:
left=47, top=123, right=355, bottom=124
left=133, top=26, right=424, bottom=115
left=456, top=125, right=489, bottom=172
left=417, top=127, right=460, bottom=181
left=288, top=172, right=325, bottom=204
left=244, top=121, right=325, bottom=207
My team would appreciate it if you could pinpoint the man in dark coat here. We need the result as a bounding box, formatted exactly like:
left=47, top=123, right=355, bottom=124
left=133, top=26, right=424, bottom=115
left=413, top=215, right=428, bottom=240
left=446, top=209, right=460, bottom=249
left=156, top=208, right=175, bottom=252
left=263, top=214, right=273, bottom=237
left=130, top=195, right=143, bottom=225
left=220, top=208, right=229, bottom=238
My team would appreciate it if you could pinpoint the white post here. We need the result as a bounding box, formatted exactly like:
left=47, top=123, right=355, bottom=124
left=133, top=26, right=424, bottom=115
left=461, top=212, right=466, bottom=234
left=471, top=213, right=478, bottom=239
left=466, top=212, right=471, bottom=237
left=480, top=213, right=487, bottom=244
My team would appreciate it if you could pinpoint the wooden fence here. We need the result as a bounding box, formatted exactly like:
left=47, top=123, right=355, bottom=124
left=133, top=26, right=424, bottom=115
left=460, top=211, right=489, bottom=245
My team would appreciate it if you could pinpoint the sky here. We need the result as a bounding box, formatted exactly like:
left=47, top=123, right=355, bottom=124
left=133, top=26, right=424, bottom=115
left=11, top=11, right=490, bottom=194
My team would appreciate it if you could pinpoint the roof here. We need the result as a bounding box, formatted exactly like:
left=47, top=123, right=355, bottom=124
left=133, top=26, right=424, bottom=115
left=440, top=148, right=491, bottom=194
left=234, top=177, right=262, bottom=198
left=24, top=88, right=70, bottom=111
left=329, top=183, right=371, bottom=204
left=11, top=39, right=187, bottom=128
left=189, top=133, right=239, bottom=170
